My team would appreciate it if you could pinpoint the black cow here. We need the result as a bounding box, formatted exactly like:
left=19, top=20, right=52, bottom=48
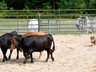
left=10, top=31, right=18, bottom=36
left=0, top=31, right=18, bottom=62
left=19, top=34, right=55, bottom=64
left=10, top=34, right=23, bottom=58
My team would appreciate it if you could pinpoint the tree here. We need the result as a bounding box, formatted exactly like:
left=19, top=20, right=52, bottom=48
left=5, top=0, right=25, bottom=10
left=88, top=0, right=96, bottom=9
left=57, top=0, right=86, bottom=9
left=24, top=0, right=52, bottom=9
left=0, top=0, right=7, bottom=10
left=1, top=0, right=96, bottom=10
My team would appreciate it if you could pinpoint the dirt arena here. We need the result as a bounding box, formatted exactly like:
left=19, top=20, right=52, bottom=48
left=0, top=34, right=96, bottom=72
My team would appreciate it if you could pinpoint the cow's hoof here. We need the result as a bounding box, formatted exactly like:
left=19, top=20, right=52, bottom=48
left=2, top=59, right=5, bottom=62
left=16, top=57, right=19, bottom=59
left=23, top=61, right=26, bottom=64
left=45, top=60, right=48, bottom=62
left=31, top=61, right=34, bottom=63
left=52, top=58, right=54, bottom=61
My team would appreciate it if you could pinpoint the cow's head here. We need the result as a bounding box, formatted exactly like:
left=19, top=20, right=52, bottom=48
left=10, top=35, right=22, bottom=50
left=90, top=36, right=96, bottom=45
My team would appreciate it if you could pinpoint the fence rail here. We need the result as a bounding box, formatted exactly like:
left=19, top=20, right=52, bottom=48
left=0, top=9, right=96, bottom=34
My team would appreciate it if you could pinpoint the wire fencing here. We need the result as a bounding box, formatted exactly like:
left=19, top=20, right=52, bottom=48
left=0, top=9, right=96, bottom=34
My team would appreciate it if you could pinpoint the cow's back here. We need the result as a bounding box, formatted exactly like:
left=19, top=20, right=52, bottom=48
left=23, top=32, right=46, bottom=37
left=1, top=33, right=13, bottom=48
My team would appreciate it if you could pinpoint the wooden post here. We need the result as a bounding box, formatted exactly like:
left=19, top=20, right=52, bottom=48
left=27, top=16, right=29, bottom=32
left=38, top=14, right=40, bottom=32
left=59, top=14, right=60, bottom=31
left=17, top=15, right=19, bottom=33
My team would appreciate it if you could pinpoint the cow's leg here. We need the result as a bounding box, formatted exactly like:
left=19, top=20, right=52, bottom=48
left=8, top=50, right=13, bottom=60
left=23, top=57, right=27, bottom=64
left=1, top=48, right=8, bottom=62
left=50, top=53, right=54, bottom=61
left=23, top=53, right=28, bottom=64
left=27, top=49, right=33, bottom=59
left=30, top=53, right=34, bottom=63
left=38, top=52, right=42, bottom=59
left=50, top=49, right=54, bottom=61
left=45, top=49, right=50, bottom=62
left=16, top=48, right=19, bottom=59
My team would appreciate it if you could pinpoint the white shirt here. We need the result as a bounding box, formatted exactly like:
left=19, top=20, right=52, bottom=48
left=76, top=18, right=81, bottom=25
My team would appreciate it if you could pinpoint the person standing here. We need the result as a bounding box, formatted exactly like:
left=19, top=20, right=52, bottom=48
left=84, top=16, right=91, bottom=33
left=28, top=19, right=38, bottom=32
left=76, top=15, right=82, bottom=31
left=93, top=17, right=96, bottom=32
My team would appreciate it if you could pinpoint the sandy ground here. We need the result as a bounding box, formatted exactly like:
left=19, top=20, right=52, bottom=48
left=0, top=34, right=96, bottom=72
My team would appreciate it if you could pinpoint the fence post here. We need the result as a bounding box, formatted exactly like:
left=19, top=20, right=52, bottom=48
left=17, top=15, right=19, bottom=33
left=48, top=19, right=50, bottom=33
left=59, top=14, right=61, bottom=31
left=38, top=14, right=40, bottom=32
left=27, top=15, right=29, bottom=32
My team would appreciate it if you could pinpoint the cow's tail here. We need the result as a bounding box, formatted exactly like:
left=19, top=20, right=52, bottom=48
left=48, top=34, right=55, bottom=53
left=52, top=37, right=55, bottom=53
left=47, top=34, right=55, bottom=53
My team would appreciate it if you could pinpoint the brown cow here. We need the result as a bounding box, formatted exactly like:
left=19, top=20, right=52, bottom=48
left=10, top=32, right=46, bottom=59
left=90, top=36, right=96, bottom=45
